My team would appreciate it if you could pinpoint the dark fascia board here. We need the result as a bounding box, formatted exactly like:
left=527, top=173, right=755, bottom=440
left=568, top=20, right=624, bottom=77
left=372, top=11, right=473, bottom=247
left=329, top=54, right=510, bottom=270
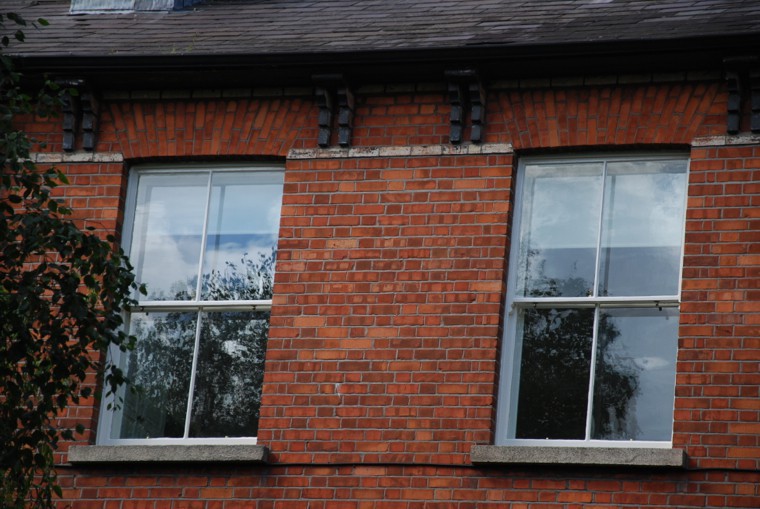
left=15, top=34, right=760, bottom=89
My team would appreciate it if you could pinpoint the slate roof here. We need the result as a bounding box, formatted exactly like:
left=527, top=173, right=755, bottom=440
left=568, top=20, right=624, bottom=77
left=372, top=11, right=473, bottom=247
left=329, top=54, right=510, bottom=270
left=7, top=0, right=760, bottom=59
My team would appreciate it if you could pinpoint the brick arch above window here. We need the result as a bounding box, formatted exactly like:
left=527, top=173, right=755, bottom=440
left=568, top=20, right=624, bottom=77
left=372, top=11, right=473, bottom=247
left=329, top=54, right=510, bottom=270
left=488, top=83, right=725, bottom=149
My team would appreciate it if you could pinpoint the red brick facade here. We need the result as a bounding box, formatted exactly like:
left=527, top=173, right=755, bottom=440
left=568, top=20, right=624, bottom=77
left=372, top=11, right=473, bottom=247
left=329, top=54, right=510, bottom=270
left=21, top=77, right=760, bottom=507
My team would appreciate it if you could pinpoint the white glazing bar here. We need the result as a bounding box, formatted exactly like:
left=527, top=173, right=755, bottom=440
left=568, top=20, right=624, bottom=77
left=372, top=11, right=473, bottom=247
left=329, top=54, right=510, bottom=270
left=591, top=161, right=607, bottom=299
left=584, top=306, right=601, bottom=441
left=601, top=163, right=621, bottom=299
left=130, top=300, right=273, bottom=312
left=183, top=172, right=213, bottom=438
left=183, top=311, right=205, bottom=439
left=194, top=172, right=214, bottom=301
left=511, top=297, right=680, bottom=309
left=207, top=179, right=226, bottom=293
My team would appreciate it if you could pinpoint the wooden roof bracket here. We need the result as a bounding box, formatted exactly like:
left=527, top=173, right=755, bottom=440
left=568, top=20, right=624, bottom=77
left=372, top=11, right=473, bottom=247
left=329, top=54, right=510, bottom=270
left=59, top=80, right=81, bottom=152
left=751, top=68, right=760, bottom=133
left=445, top=69, right=486, bottom=144
left=81, top=88, right=100, bottom=151
left=724, top=56, right=760, bottom=134
left=56, top=79, right=99, bottom=152
left=313, top=74, right=354, bottom=148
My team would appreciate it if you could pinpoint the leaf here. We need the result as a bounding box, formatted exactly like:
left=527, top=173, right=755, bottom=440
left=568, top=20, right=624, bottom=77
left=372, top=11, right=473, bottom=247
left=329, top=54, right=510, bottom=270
left=55, top=169, right=69, bottom=185
left=0, top=11, right=139, bottom=507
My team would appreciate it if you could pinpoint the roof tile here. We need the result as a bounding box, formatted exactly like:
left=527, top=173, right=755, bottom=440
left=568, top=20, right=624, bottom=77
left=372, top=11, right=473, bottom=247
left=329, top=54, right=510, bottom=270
left=4, top=0, right=760, bottom=58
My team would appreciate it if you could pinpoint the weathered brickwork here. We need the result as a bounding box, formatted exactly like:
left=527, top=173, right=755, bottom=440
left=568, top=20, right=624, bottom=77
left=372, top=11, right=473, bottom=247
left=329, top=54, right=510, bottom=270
left=53, top=466, right=760, bottom=508
left=489, top=83, right=726, bottom=147
left=676, top=144, right=760, bottom=471
left=18, top=79, right=760, bottom=507
left=26, top=97, right=319, bottom=156
left=262, top=152, right=511, bottom=464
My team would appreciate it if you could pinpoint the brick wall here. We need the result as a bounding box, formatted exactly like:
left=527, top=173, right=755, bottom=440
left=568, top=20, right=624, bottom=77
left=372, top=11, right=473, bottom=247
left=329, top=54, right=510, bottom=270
left=676, top=143, right=760, bottom=471
left=54, top=465, right=760, bottom=508
left=262, top=148, right=511, bottom=464
left=18, top=78, right=760, bottom=507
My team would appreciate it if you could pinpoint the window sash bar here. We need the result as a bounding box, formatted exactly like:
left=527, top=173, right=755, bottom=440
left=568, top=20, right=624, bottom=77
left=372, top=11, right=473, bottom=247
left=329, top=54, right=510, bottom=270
left=183, top=311, right=204, bottom=439
left=591, top=161, right=607, bottom=299
left=511, top=296, right=679, bottom=309
left=194, top=172, right=214, bottom=301
left=584, top=307, right=601, bottom=441
left=182, top=172, right=214, bottom=438
left=129, top=300, right=273, bottom=312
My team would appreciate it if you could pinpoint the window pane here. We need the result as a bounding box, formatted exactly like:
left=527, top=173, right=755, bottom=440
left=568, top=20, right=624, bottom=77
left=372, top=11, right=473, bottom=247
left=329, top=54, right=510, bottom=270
left=113, top=312, right=197, bottom=439
left=515, top=307, right=595, bottom=439
left=201, top=171, right=283, bottom=300
left=130, top=174, right=208, bottom=301
left=505, top=157, right=686, bottom=444
left=592, top=307, right=678, bottom=441
left=516, top=163, right=603, bottom=298
left=111, top=167, right=282, bottom=442
left=598, top=160, right=687, bottom=297
left=189, top=311, right=270, bottom=437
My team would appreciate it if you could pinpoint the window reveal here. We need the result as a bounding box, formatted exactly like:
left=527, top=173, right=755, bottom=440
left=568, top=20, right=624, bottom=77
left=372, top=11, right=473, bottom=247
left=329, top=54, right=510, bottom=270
left=501, top=157, right=688, bottom=444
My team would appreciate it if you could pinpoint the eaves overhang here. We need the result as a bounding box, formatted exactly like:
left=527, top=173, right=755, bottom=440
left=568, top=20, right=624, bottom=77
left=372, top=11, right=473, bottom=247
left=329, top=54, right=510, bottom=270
left=14, top=33, right=760, bottom=90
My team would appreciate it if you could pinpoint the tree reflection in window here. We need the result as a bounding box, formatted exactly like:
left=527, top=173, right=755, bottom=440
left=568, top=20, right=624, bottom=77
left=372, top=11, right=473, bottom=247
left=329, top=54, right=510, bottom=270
left=507, top=157, right=685, bottom=444
left=515, top=306, right=638, bottom=441
left=514, top=273, right=677, bottom=442
left=118, top=250, right=274, bottom=439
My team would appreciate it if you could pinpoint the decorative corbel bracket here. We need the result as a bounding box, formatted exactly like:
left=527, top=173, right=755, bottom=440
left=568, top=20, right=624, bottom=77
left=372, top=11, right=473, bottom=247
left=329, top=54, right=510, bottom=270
left=336, top=84, right=355, bottom=148
left=751, top=68, right=760, bottom=133
left=313, top=74, right=354, bottom=148
left=60, top=87, right=80, bottom=152
left=723, top=57, right=760, bottom=134
left=80, top=88, right=100, bottom=151
left=468, top=80, right=486, bottom=143
left=447, top=80, right=465, bottom=145
left=56, top=79, right=99, bottom=152
left=445, top=69, right=486, bottom=144
left=314, top=79, right=334, bottom=148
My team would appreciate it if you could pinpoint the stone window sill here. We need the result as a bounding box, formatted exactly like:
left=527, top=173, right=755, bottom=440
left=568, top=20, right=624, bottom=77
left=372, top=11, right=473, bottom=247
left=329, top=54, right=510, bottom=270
left=471, top=445, right=686, bottom=468
left=68, top=445, right=269, bottom=464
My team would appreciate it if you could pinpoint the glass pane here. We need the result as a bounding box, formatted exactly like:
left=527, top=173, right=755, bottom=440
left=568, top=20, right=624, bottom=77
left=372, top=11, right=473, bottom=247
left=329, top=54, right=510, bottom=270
left=189, top=311, right=270, bottom=437
left=515, top=307, right=595, bottom=439
left=130, top=173, right=208, bottom=300
left=201, top=171, right=284, bottom=300
left=592, top=307, right=678, bottom=441
left=113, top=312, right=197, bottom=439
left=517, top=163, right=603, bottom=297
left=598, top=160, right=687, bottom=297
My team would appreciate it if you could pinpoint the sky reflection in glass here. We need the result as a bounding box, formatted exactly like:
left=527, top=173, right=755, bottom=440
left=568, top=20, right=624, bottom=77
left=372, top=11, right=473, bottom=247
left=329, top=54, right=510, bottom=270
left=129, top=170, right=284, bottom=301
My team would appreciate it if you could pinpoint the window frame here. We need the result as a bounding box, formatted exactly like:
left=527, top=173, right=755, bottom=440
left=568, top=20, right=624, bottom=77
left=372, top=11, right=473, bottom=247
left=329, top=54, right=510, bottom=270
left=97, top=163, right=283, bottom=446
left=495, top=153, right=689, bottom=449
